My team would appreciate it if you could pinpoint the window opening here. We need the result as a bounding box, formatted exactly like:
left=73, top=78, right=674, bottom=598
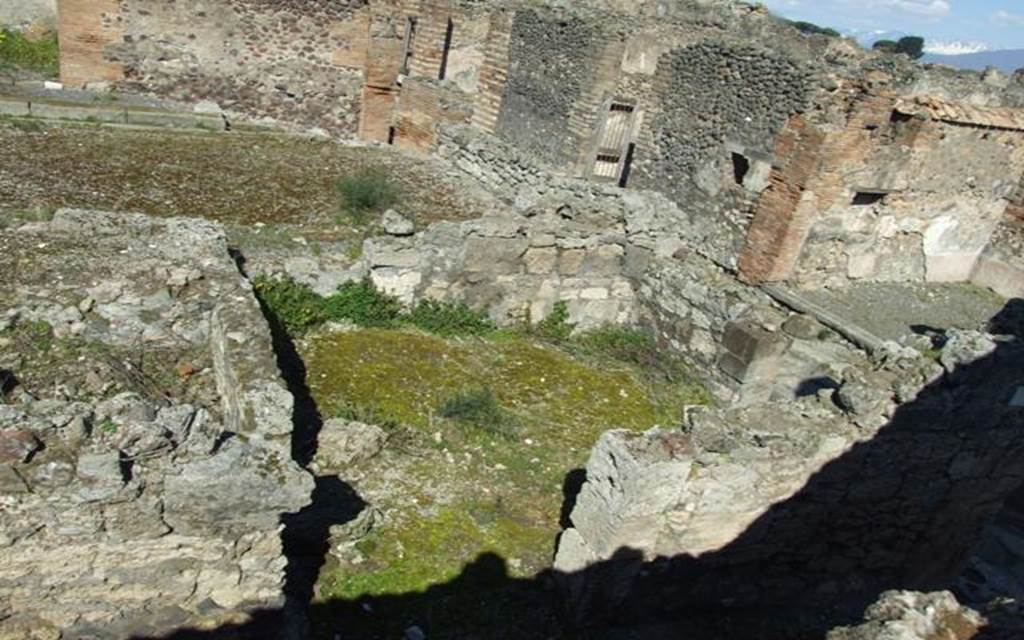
left=852, top=191, right=886, bottom=206
left=438, top=18, right=454, bottom=80
left=399, top=17, right=418, bottom=76
left=591, top=100, right=637, bottom=184
left=732, top=152, right=750, bottom=186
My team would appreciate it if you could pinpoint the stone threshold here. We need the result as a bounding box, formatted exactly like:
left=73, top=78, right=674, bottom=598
left=761, top=283, right=886, bottom=353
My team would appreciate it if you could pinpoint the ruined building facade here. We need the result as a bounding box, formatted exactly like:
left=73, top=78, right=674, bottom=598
left=56, top=0, right=1024, bottom=300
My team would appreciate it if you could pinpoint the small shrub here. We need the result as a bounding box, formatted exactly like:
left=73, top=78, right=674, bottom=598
left=533, top=301, right=575, bottom=343
left=253, top=275, right=326, bottom=335
left=407, top=299, right=495, bottom=337
left=98, top=419, right=118, bottom=435
left=439, top=387, right=517, bottom=437
left=336, top=168, right=400, bottom=226
left=322, top=278, right=403, bottom=328
left=0, top=27, right=59, bottom=77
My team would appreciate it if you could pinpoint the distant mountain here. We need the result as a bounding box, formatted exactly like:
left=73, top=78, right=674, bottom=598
left=924, top=41, right=990, bottom=56
left=921, top=49, right=1024, bottom=73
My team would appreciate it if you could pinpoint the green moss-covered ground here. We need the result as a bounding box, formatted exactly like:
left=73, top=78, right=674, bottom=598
left=303, top=328, right=709, bottom=635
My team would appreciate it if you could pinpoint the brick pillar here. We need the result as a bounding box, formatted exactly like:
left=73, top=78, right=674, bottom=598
left=57, top=0, right=124, bottom=87
left=470, top=9, right=513, bottom=134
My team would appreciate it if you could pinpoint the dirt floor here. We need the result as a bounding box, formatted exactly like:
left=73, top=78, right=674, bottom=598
left=797, top=282, right=1010, bottom=342
left=0, top=118, right=496, bottom=247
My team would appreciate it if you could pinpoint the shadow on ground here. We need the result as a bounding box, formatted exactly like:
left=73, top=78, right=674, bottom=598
left=139, top=299, right=1024, bottom=640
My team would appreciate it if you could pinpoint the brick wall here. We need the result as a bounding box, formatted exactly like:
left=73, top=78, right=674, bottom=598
left=57, top=0, right=123, bottom=87
left=393, top=78, right=473, bottom=152
left=738, top=92, right=896, bottom=284
left=470, top=9, right=512, bottom=134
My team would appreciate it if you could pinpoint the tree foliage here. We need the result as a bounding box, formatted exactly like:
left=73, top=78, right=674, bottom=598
left=873, top=36, right=925, bottom=60
left=789, top=20, right=840, bottom=38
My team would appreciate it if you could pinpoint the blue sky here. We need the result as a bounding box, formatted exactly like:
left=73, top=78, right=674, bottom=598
left=762, top=0, right=1024, bottom=51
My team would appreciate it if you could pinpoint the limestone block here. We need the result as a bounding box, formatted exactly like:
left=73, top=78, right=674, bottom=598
left=559, top=249, right=586, bottom=275
left=314, top=419, right=388, bottom=472
left=371, top=268, right=422, bottom=303
left=463, top=236, right=529, bottom=275
left=579, top=244, right=625, bottom=276
left=30, top=101, right=124, bottom=123
left=0, top=98, right=30, bottom=117
left=568, top=429, right=693, bottom=560
left=847, top=252, right=877, bottom=280
left=524, top=247, right=558, bottom=274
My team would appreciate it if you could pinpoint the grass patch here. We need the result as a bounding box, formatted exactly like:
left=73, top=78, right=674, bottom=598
left=252, top=274, right=327, bottom=335
left=0, top=125, right=491, bottom=232
left=307, top=326, right=710, bottom=631
left=336, top=168, right=400, bottom=226
left=0, top=27, right=59, bottom=77
left=254, top=275, right=494, bottom=338
left=439, top=387, right=518, bottom=438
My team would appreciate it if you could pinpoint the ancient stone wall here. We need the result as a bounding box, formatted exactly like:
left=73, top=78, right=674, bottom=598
left=792, top=106, right=1024, bottom=287
left=495, top=8, right=602, bottom=170
left=0, top=0, right=56, bottom=30
left=739, top=86, right=1024, bottom=287
left=392, top=77, right=473, bottom=152
left=58, top=0, right=371, bottom=134
left=556, top=328, right=1024, bottom=622
left=0, top=210, right=312, bottom=637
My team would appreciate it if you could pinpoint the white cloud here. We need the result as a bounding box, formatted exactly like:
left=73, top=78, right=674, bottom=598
left=992, top=9, right=1024, bottom=27
left=847, top=0, right=950, bottom=17
left=870, top=0, right=951, bottom=17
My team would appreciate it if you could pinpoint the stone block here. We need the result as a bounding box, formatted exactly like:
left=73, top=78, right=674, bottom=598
left=722, top=321, right=790, bottom=363
left=125, top=109, right=224, bottom=130
left=524, top=247, right=558, bottom=274
left=464, top=236, right=528, bottom=275
left=0, top=98, right=30, bottom=117
left=30, top=101, right=124, bottom=123
left=579, top=244, right=625, bottom=276
left=559, top=249, right=586, bottom=275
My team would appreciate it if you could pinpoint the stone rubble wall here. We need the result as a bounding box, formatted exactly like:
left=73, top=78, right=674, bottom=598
left=0, top=210, right=312, bottom=638
left=555, top=329, right=1024, bottom=621
left=792, top=101, right=1024, bottom=288
left=0, top=0, right=56, bottom=30
left=59, top=0, right=369, bottom=134
left=826, top=591, right=984, bottom=640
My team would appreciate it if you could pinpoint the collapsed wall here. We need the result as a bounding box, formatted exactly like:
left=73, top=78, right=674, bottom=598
left=0, top=210, right=312, bottom=637
left=555, top=324, right=1024, bottom=623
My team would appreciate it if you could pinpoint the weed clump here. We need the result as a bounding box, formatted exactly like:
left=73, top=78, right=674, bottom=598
left=0, top=27, right=59, bottom=77
left=407, top=299, right=495, bottom=337
left=532, top=301, right=575, bottom=342
left=254, top=275, right=492, bottom=338
left=252, top=275, right=326, bottom=335
left=321, top=279, right=403, bottom=328
left=439, top=387, right=517, bottom=437
left=336, top=168, right=400, bottom=226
